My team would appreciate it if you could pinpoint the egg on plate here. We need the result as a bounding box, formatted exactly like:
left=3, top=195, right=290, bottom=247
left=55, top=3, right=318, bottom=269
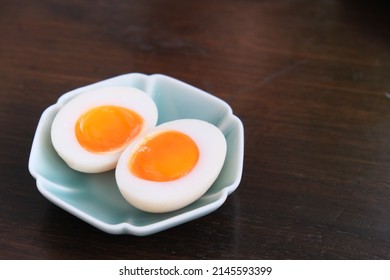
left=115, top=119, right=227, bottom=213
left=51, top=86, right=158, bottom=173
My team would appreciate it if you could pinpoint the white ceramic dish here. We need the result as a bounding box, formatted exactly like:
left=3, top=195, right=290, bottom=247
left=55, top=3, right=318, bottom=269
left=28, top=73, right=244, bottom=236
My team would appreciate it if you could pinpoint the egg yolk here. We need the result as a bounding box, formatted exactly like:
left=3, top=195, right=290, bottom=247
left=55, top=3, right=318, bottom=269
left=75, top=105, right=143, bottom=153
left=129, top=130, right=199, bottom=182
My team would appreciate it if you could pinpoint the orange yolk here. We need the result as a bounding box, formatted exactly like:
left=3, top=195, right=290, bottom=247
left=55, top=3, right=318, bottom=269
left=75, top=105, right=143, bottom=153
left=129, top=130, right=199, bottom=182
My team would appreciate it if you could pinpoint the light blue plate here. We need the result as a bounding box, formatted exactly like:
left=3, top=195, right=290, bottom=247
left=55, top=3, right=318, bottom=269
left=28, top=73, right=244, bottom=236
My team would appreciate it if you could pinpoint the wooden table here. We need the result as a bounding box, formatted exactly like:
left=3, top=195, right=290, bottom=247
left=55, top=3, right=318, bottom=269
left=1, top=0, right=390, bottom=259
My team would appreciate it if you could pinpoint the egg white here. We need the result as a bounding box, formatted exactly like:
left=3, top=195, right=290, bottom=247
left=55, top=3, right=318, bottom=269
left=115, top=119, right=227, bottom=213
left=51, top=86, right=158, bottom=173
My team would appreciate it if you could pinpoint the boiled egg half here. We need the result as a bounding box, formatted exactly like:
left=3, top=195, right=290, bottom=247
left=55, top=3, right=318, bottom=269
left=115, top=119, right=227, bottom=213
left=51, top=86, right=158, bottom=173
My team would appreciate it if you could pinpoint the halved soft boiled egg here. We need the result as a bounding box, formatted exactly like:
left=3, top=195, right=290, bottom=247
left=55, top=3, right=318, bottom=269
left=51, top=86, right=158, bottom=173
left=115, top=119, right=227, bottom=213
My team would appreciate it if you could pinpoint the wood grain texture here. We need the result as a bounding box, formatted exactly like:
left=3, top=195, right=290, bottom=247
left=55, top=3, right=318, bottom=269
left=1, top=0, right=390, bottom=259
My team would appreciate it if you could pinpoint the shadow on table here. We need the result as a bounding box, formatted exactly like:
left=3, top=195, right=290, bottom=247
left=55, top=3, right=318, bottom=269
left=340, top=0, right=390, bottom=44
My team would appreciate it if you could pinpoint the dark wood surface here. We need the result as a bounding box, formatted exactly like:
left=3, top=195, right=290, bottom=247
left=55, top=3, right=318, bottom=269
left=1, top=0, right=390, bottom=259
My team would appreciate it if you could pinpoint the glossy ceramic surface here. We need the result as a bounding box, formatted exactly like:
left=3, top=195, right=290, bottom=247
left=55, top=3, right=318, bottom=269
left=28, top=73, right=244, bottom=235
